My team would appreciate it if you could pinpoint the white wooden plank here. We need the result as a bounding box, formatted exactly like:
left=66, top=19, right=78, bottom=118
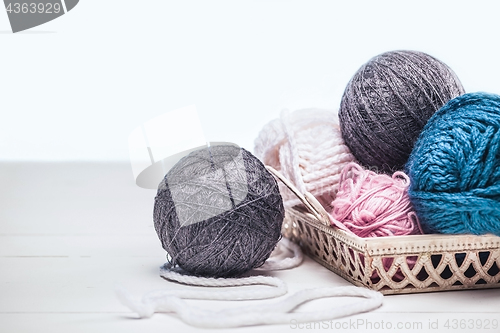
left=1, top=162, right=499, bottom=332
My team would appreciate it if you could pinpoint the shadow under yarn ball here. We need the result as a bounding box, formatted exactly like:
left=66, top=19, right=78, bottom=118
left=406, top=92, right=500, bottom=236
left=339, top=50, right=465, bottom=173
left=153, top=145, right=284, bottom=278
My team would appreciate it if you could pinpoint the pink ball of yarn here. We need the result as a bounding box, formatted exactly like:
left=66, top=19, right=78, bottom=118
left=329, top=162, right=422, bottom=237
left=329, top=162, right=422, bottom=282
left=254, top=108, right=355, bottom=210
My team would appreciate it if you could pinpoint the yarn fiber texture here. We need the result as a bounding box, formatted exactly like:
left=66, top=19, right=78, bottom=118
left=254, top=108, right=355, bottom=210
left=406, top=92, right=500, bottom=236
left=329, top=162, right=422, bottom=238
left=339, top=50, right=465, bottom=173
left=329, top=162, right=421, bottom=282
left=154, top=145, right=285, bottom=278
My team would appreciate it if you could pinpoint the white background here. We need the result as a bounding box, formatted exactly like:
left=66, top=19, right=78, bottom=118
left=2, top=2, right=500, bottom=332
left=2, top=0, right=500, bottom=161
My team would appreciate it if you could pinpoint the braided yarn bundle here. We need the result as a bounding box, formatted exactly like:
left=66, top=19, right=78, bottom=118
left=406, top=92, right=500, bottom=236
left=154, top=145, right=284, bottom=278
left=329, top=162, right=422, bottom=237
left=339, top=50, right=465, bottom=173
left=254, top=108, right=355, bottom=210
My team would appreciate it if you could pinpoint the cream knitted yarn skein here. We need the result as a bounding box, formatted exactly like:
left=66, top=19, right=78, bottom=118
left=254, top=108, right=355, bottom=210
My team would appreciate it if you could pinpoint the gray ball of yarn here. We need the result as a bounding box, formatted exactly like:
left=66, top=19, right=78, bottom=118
left=153, top=145, right=284, bottom=278
left=339, top=50, right=465, bottom=173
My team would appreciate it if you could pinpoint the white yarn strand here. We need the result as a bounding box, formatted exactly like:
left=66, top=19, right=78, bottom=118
left=280, top=109, right=306, bottom=195
left=255, top=237, right=303, bottom=271
left=159, top=269, right=288, bottom=300
left=117, top=285, right=383, bottom=328
left=116, top=273, right=288, bottom=319
left=116, top=237, right=384, bottom=327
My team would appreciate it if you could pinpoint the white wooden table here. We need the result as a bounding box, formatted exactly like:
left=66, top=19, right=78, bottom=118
left=1, top=163, right=499, bottom=333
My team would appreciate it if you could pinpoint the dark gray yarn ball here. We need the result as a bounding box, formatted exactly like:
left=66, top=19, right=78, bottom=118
left=153, top=145, right=284, bottom=278
left=339, top=50, right=465, bottom=173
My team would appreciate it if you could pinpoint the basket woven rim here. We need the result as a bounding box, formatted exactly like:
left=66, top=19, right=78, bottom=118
left=286, top=207, right=500, bottom=255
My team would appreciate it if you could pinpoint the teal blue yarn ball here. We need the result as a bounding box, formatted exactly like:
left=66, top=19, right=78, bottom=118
left=406, top=92, right=500, bottom=236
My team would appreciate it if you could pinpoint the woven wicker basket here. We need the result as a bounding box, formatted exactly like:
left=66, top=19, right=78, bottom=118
left=266, top=166, right=500, bottom=295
